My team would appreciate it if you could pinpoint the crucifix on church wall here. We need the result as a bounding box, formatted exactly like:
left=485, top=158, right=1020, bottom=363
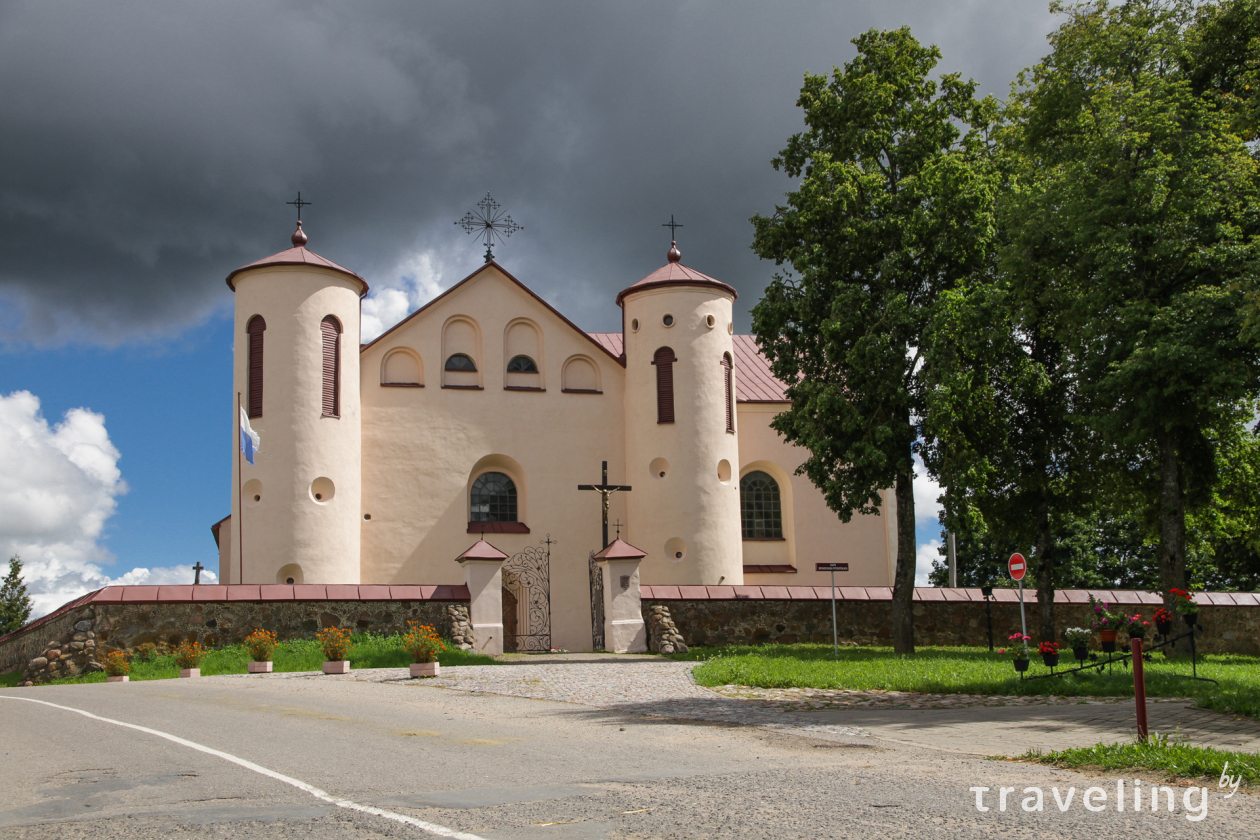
left=578, top=461, right=631, bottom=548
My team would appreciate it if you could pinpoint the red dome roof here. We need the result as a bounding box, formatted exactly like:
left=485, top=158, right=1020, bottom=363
left=226, top=226, right=369, bottom=296
left=615, top=259, right=736, bottom=307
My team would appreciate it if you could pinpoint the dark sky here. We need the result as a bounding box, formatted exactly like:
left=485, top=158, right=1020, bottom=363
left=0, top=0, right=1060, bottom=345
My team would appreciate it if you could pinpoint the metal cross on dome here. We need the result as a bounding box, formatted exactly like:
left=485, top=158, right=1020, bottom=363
left=287, top=191, right=311, bottom=221
left=456, top=193, right=523, bottom=263
left=662, top=214, right=683, bottom=240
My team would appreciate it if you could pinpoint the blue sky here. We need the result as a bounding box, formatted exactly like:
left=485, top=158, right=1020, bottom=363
left=0, top=2, right=1055, bottom=615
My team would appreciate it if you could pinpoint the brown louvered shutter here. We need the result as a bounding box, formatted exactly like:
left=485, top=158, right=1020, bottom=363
left=321, top=316, right=341, bottom=417
left=653, top=347, right=675, bottom=424
left=722, top=352, right=734, bottom=433
left=247, top=315, right=266, bottom=418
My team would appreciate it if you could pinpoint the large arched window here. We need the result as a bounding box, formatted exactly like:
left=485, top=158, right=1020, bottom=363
left=721, top=352, right=734, bottom=433
left=653, top=347, right=676, bottom=424
left=740, top=471, right=783, bottom=539
left=321, top=315, right=341, bottom=417
left=246, top=315, right=266, bottom=418
left=470, top=472, right=517, bottom=522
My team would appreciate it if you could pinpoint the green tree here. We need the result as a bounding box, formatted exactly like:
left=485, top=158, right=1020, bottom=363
left=750, top=27, right=997, bottom=653
left=0, top=555, right=33, bottom=634
left=1007, top=1, right=1260, bottom=627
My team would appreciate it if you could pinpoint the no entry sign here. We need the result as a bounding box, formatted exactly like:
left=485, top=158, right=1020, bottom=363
left=1008, top=553, right=1027, bottom=581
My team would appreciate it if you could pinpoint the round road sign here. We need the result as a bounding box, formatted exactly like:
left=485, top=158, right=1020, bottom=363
left=1008, top=553, right=1027, bottom=581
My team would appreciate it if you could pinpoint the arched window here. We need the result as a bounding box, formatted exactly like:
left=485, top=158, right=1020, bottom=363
left=506, top=355, right=538, bottom=373
left=721, top=352, right=734, bottom=433
left=445, top=353, right=478, bottom=371
left=321, top=315, right=341, bottom=417
left=740, top=471, right=783, bottom=538
left=471, top=472, right=517, bottom=522
left=246, top=315, right=266, bottom=418
left=653, top=347, right=676, bottom=424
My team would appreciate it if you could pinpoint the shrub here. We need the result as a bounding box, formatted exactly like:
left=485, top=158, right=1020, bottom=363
left=174, top=640, right=206, bottom=669
left=402, top=623, right=446, bottom=663
left=1064, top=627, right=1091, bottom=648
left=317, top=627, right=352, bottom=661
left=244, top=629, right=278, bottom=662
left=103, top=650, right=130, bottom=676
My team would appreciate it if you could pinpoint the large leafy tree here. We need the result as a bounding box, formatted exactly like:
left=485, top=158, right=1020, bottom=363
left=750, top=27, right=996, bottom=653
left=0, top=555, right=33, bottom=634
left=1009, top=0, right=1260, bottom=626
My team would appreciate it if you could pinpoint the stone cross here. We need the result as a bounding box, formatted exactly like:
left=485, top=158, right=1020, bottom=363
left=578, top=461, right=631, bottom=548
left=192, top=561, right=205, bottom=585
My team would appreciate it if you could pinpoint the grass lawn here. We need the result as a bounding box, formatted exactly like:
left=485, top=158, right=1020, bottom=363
left=43, top=632, right=498, bottom=685
left=0, top=671, right=23, bottom=688
left=1019, top=737, right=1260, bottom=787
left=674, top=644, right=1260, bottom=719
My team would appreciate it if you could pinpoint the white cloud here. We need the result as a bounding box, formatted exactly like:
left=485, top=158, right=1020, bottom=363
left=916, top=538, right=942, bottom=587
left=0, top=391, right=216, bottom=619
left=913, top=454, right=943, bottom=525
left=360, top=249, right=449, bottom=342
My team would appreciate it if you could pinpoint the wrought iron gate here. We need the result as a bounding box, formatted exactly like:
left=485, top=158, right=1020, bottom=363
left=588, top=550, right=605, bottom=651
left=502, top=539, right=552, bottom=652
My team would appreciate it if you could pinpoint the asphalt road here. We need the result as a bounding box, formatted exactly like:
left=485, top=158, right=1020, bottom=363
left=0, top=675, right=1254, bottom=839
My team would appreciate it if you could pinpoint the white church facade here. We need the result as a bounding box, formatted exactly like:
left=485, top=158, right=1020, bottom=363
left=214, top=222, right=897, bottom=652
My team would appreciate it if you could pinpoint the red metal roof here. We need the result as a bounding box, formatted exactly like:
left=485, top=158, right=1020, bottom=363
left=226, top=246, right=369, bottom=296
left=615, top=261, right=737, bottom=306
left=585, top=332, right=790, bottom=404
left=456, top=539, right=509, bottom=561
left=592, top=538, right=648, bottom=560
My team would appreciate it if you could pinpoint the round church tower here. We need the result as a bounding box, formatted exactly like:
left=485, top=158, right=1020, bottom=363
left=619, top=241, right=743, bottom=585
left=225, top=222, right=367, bottom=585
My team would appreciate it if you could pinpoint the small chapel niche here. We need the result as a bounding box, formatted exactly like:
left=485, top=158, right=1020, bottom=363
left=277, top=564, right=304, bottom=585
left=650, top=457, right=670, bottom=479
left=381, top=348, right=423, bottom=387
left=561, top=355, right=600, bottom=393
left=442, top=316, right=482, bottom=388
left=310, top=476, right=336, bottom=504
left=504, top=319, right=544, bottom=390
left=243, top=479, right=263, bottom=506
left=665, top=537, right=687, bottom=562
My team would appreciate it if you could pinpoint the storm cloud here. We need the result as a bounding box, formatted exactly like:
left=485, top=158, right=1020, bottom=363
left=0, top=1, right=1059, bottom=345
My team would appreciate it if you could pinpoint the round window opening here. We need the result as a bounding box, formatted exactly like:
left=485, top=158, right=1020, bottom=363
left=243, top=479, right=262, bottom=507
left=663, top=314, right=674, bottom=327
left=706, top=314, right=715, bottom=329
left=364, top=513, right=372, bottom=520
left=310, top=476, right=336, bottom=504
left=631, top=318, right=640, bottom=332
left=727, top=321, right=734, bottom=334
left=286, top=577, right=295, bottom=584
left=650, top=457, right=670, bottom=479
left=665, top=537, right=687, bottom=562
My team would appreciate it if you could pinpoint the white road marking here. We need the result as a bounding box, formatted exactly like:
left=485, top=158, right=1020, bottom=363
left=0, top=694, right=488, bottom=840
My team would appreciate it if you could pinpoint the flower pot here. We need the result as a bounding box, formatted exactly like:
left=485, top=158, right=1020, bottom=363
left=1072, top=646, right=1088, bottom=662
left=248, top=661, right=273, bottom=674
left=1184, top=611, right=1199, bottom=628
left=323, top=660, right=350, bottom=674
left=1013, top=658, right=1029, bottom=673
left=1155, top=620, right=1172, bottom=636
left=1041, top=653, right=1060, bottom=668
left=106, top=675, right=129, bottom=683
left=1100, top=629, right=1118, bottom=653
left=179, top=668, right=200, bottom=679
left=410, top=662, right=440, bottom=678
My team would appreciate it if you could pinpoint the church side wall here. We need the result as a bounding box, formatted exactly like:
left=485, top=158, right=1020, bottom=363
left=735, top=403, right=895, bottom=587
left=358, top=266, right=628, bottom=652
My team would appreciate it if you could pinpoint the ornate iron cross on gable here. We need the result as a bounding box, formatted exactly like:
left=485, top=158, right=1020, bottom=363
left=578, top=461, right=631, bottom=548
left=456, top=192, right=523, bottom=263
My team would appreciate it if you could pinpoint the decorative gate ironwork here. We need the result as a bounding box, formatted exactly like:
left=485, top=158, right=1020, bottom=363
left=588, top=550, right=605, bottom=651
left=502, top=538, right=552, bottom=652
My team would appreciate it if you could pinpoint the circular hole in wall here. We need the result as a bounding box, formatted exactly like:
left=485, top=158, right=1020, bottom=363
left=631, top=318, right=640, bottom=332
left=665, top=537, right=687, bottom=562
left=728, top=321, right=734, bottom=334
left=706, top=314, right=715, bottom=329
left=662, top=314, right=674, bottom=327
left=276, top=564, right=304, bottom=585
left=717, top=459, right=732, bottom=483
left=364, top=513, right=372, bottom=520
left=310, top=477, right=336, bottom=504
left=243, top=479, right=262, bottom=506
left=650, top=457, right=670, bottom=479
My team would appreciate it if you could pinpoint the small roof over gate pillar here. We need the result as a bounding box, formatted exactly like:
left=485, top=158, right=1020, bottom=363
left=456, top=539, right=509, bottom=562
left=592, top=538, right=647, bottom=561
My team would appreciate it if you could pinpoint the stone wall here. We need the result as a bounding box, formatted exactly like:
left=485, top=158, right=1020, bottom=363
left=644, top=598, right=1260, bottom=655
left=6, top=597, right=472, bottom=685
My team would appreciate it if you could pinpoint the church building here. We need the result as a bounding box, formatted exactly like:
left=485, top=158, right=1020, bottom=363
left=213, top=221, right=897, bottom=652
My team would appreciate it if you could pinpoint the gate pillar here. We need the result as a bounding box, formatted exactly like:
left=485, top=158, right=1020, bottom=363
left=455, top=539, right=509, bottom=655
left=593, top=539, right=648, bottom=653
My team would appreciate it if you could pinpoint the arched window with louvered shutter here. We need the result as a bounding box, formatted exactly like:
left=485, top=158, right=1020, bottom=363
left=246, top=315, right=266, bottom=418
left=320, top=315, right=341, bottom=417
left=653, top=347, right=676, bottom=424
left=721, top=352, right=734, bottom=433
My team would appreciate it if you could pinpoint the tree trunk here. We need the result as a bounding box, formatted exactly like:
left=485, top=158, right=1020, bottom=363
left=1156, top=430, right=1190, bottom=656
left=891, top=464, right=917, bottom=654
left=1034, top=497, right=1056, bottom=644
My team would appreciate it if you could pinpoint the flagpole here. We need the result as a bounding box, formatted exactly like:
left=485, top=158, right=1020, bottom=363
left=237, top=391, right=244, bottom=586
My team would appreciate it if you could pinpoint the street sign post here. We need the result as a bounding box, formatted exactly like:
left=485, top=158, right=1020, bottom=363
left=816, top=563, right=849, bottom=657
left=1009, top=553, right=1029, bottom=656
